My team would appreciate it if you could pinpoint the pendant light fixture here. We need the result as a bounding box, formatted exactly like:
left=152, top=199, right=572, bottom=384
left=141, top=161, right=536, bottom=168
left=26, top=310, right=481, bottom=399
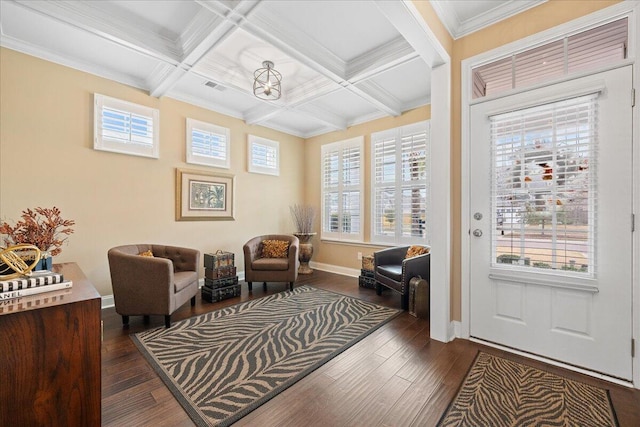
left=253, top=60, right=282, bottom=100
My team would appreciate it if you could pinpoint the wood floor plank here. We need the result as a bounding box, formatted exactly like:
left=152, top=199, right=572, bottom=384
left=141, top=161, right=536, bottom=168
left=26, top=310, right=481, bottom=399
left=100, top=270, right=640, bottom=427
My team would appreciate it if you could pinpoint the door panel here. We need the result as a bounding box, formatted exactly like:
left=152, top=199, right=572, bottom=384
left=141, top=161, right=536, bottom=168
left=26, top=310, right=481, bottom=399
left=469, top=66, right=633, bottom=380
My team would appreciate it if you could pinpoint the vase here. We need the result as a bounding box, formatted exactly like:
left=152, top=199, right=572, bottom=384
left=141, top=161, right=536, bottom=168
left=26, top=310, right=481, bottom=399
left=35, top=253, right=53, bottom=271
left=294, top=233, right=316, bottom=274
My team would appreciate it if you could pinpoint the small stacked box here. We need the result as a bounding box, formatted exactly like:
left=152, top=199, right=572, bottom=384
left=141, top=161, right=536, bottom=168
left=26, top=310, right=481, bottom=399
left=358, top=255, right=376, bottom=289
left=202, top=251, right=240, bottom=302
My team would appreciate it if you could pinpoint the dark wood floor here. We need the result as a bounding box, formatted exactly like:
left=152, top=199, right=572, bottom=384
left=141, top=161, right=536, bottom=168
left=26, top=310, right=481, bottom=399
left=101, top=270, right=640, bottom=426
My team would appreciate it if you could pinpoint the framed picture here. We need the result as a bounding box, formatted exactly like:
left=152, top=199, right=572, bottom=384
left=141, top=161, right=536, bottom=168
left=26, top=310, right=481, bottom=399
left=176, top=168, right=235, bottom=221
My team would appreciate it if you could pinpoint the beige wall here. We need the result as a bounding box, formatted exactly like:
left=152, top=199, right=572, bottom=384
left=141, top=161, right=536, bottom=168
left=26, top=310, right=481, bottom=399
left=0, top=48, right=305, bottom=296
left=304, top=106, right=430, bottom=270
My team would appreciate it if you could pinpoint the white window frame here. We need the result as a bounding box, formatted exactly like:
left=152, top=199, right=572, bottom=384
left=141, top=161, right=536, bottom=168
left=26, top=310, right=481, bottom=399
left=320, top=136, right=364, bottom=242
left=94, top=93, right=159, bottom=158
left=186, top=118, right=230, bottom=169
left=371, top=121, right=430, bottom=245
left=247, top=135, right=279, bottom=176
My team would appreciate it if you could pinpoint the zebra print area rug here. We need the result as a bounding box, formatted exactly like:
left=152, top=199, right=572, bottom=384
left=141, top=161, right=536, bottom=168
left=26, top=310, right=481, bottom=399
left=131, top=285, right=399, bottom=427
left=438, top=352, right=618, bottom=427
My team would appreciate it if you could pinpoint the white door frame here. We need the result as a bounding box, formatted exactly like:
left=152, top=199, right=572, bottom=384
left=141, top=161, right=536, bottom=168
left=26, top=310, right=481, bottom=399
left=460, top=1, right=640, bottom=388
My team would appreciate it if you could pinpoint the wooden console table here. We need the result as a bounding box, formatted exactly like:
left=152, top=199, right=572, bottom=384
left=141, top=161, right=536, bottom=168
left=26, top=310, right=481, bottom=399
left=0, top=262, right=101, bottom=426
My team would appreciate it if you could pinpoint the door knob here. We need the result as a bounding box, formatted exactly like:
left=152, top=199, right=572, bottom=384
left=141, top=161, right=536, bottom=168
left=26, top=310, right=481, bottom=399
left=473, top=229, right=483, bottom=237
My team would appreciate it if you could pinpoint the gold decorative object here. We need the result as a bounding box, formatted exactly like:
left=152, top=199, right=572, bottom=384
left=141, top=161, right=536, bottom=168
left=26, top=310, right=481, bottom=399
left=0, top=244, right=41, bottom=279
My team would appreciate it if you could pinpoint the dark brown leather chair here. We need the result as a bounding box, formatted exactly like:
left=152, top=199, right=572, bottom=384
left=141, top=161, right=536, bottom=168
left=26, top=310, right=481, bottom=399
left=108, top=244, right=200, bottom=328
left=374, top=245, right=430, bottom=310
left=243, top=234, right=299, bottom=292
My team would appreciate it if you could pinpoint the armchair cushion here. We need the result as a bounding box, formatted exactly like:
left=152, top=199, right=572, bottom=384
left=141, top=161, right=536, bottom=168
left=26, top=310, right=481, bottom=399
left=261, top=240, right=290, bottom=258
left=252, top=258, right=290, bottom=271
left=139, top=249, right=154, bottom=257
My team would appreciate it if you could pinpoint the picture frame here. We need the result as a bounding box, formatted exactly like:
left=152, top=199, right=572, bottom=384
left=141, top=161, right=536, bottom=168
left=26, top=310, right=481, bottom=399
left=175, top=168, right=235, bottom=221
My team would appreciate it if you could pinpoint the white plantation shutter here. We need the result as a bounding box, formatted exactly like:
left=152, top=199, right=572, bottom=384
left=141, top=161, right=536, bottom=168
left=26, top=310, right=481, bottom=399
left=491, top=93, right=598, bottom=274
left=372, top=121, right=430, bottom=244
left=186, top=118, right=230, bottom=168
left=473, top=18, right=627, bottom=99
left=94, top=94, right=159, bottom=158
left=321, top=137, right=363, bottom=241
left=248, top=135, right=279, bottom=176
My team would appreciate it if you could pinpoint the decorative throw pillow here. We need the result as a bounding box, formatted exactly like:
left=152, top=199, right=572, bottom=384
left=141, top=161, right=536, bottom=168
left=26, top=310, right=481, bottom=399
left=139, top=249, right=154, bottom=257
left=261, top=240, right=289, bottom=258
left=406, top=245, right=429, bottom=259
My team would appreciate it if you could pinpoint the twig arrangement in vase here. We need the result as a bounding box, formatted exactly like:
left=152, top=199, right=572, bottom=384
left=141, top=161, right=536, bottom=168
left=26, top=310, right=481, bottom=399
left=290, top=204, right=316, bottom=274
left=0, top=207, right=75, bottom=271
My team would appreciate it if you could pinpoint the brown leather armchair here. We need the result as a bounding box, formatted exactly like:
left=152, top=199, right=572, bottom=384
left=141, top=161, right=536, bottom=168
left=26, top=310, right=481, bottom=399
left=107, top=244, right=200, bottom=328
left=374, top=245, right=430, bottom=310
left=243, top=235, right=299, bottom=292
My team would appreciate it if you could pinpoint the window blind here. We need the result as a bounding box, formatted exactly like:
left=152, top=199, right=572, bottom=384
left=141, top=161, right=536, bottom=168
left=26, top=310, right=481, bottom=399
left=251, top=142, right=277, bottom=169
left=372, top=121, right=430, bottom=244
left=490, top=93, right=598, bottom=274
left=321, top=137, right=363, bottom=240
left=102, top=106, right=153, bottom=146
left=473, top=18, right=627, bottom=99
left=191, top=128, right=227, bottom=160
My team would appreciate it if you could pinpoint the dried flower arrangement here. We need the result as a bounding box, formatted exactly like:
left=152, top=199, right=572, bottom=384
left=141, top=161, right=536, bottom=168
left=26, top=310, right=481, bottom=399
left=290, top=204, right=316, bottom=235
left=0, top=207, right=75, bottom=257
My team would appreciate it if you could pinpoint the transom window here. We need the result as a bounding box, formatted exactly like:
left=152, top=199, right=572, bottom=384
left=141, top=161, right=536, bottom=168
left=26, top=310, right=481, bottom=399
left=473, top=18, right=627, bottom=99
left=371, top=121, right=430, bottom=245
left=94, top=94, right=159, bottom=158
left=248, top=135, right=279, bottom=176
left=186, top=118, right=230, bottom=169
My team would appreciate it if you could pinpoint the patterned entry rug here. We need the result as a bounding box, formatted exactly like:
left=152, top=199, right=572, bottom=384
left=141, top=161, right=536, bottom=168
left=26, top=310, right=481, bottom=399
left=132, top=285, right=399, bottom=427
left=438, top=352, right=619, bottom=427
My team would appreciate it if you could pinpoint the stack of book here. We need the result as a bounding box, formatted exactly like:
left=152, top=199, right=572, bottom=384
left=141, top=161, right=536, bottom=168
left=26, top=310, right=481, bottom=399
left=202, top=251, right=240, bottom=302
left=0, top=270, right=73, bottom=303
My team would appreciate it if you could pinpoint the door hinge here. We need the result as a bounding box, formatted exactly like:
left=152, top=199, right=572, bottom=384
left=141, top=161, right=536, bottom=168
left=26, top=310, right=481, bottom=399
left=633, top=338, right=636, bottom=358
left=633, top=88, right=636, bottom=107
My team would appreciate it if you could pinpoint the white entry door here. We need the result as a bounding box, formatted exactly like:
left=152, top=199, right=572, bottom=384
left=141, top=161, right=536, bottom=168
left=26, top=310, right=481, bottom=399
left=469, top=66, right=633, bottom=380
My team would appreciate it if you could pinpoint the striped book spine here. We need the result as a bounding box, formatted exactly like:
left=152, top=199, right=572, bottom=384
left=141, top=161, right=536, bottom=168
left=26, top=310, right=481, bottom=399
left=0, top=281, right=73, bottom=301
left=0, top=272, right=65, bottom=292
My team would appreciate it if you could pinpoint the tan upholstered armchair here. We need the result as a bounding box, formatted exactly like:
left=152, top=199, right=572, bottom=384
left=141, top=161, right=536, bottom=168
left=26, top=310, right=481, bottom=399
left=107, top=244, right=200, bottom=328
left=243, top=235, right=299, bottom=292
left=374, top=245, right=430, bottom=310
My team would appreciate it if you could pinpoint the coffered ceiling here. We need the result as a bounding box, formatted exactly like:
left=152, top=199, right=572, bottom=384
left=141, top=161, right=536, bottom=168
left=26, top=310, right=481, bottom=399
left=0, top=0, right=543, bottom=138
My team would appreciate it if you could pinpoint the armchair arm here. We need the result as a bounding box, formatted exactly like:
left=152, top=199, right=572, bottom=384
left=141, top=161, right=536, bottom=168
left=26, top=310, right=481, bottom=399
left=107, top=249, right=174, bottom=314
left=374, top=246, right=409, bottom=266
left=243, top=236, right=263, bottom=263
left=402, top=253, right=430, bottom=283
left=288, top=239, right=300, bottom=271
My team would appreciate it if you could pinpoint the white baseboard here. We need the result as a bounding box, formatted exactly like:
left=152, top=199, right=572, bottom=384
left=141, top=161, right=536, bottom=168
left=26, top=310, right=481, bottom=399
left=451, top=320, right=462, bottom=339
left=101, top=295, right=114, bottom=309
left=309, top=261, right=360, bottom=278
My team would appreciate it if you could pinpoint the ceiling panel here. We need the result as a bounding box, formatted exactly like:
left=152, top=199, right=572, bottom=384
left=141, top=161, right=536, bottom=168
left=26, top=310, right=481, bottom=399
left=364, top=58, right=431, bottom=106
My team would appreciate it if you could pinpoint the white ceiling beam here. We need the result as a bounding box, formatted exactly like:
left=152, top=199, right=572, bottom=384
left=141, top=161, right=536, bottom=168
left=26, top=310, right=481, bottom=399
left=295, top=104, right=348, bottom=131
left=374, top=0, right=446, bottom=68
left=243, top=103, right=282, bottom=125
left=346, top=36, right=418, bottom=82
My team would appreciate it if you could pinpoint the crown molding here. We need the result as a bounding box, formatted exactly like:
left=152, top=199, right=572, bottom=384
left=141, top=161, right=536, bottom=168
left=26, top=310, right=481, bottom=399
left=431, top=0, right=547, bottom=40
left=0, top=36, right=148, bottom=91
left=13, top=0, right=182, bottom=62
